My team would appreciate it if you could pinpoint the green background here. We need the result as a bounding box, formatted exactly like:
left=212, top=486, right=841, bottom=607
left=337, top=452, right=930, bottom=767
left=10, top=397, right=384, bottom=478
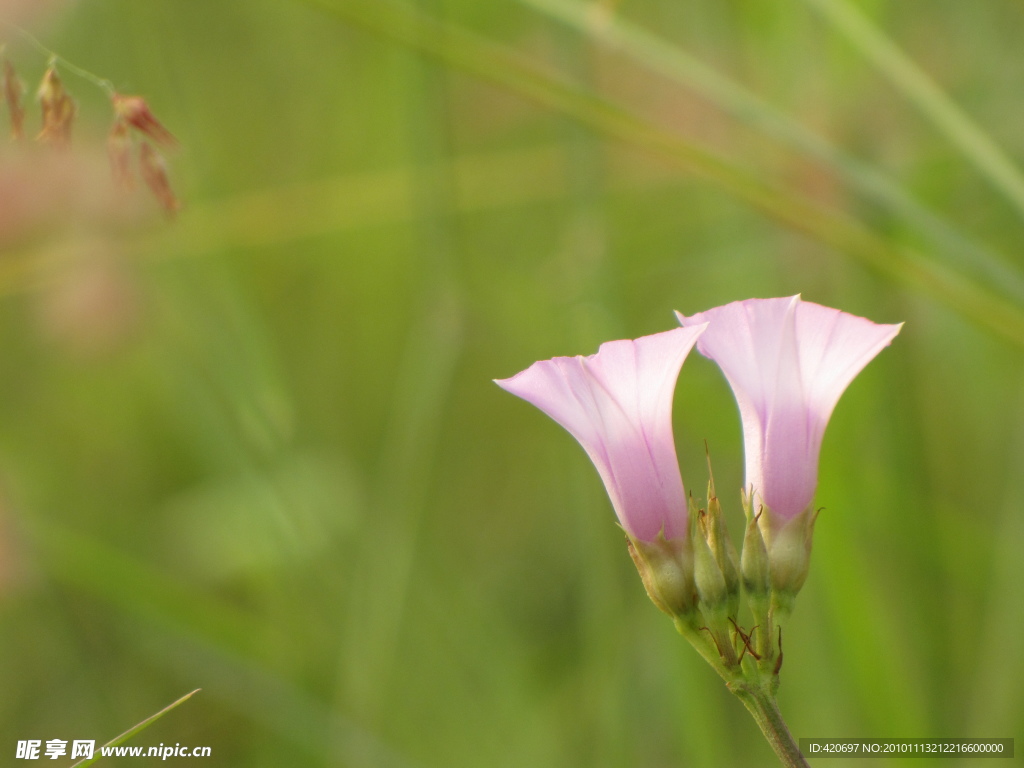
left=0, top=0, right=1021, bottom=765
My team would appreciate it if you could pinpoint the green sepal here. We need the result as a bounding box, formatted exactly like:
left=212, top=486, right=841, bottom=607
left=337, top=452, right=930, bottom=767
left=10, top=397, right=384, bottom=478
left=626, top=531, right=697, bottom=619
left=766, top=505, right=818, bottom=611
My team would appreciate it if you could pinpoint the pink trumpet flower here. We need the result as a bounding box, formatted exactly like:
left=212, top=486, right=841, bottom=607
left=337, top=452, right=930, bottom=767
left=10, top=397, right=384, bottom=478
left=495, top=326, right=707, bottom=543
left=677, top=296, right=901, bottom=521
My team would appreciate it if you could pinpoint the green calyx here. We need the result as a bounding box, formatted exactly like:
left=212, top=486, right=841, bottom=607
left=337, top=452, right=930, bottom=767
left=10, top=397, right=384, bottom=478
left=623, top=458, right=819, bottom=697
left=762, top=505, right=818, bottom=615
left=627, top=533, right=697, bottom=619
left=620, top=460, right=821, bottom=768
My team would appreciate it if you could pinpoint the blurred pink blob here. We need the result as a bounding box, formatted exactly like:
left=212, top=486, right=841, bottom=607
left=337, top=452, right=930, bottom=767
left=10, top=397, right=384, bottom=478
left=0, top=148, right=147, bottom=248
left=0, top=0, right=68, bottom=26
left=36, top=243, right=143, bottom=357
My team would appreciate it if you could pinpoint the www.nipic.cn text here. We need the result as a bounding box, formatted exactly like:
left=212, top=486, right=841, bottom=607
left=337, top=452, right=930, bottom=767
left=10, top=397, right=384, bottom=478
left=16, top=739, right=212, bottom=760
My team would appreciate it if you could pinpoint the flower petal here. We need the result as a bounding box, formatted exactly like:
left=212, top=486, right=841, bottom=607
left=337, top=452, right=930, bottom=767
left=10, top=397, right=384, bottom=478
left=791, top=300, right=903, bottom=430
left=495, top=325, right=706, bottom=541
left=677, top=296, right=899, bottom=519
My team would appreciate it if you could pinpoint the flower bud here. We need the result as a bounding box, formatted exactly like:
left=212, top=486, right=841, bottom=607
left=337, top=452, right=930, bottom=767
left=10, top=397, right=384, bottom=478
left=703, top=470, right=740, bottom=617
left=740, top=492, right=770, bottom=599
left=692, top=522, right=728, bottom=610
left=739, top=492, right=775, bottom=666
left=627, top=534, right=696, bottom=618
left=692, top=515, right=739, bottom=667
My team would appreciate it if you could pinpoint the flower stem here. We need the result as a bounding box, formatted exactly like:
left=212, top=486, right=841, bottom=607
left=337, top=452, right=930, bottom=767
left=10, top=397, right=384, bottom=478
left=0, top=21, right=116, bottom=95
left=730, top=682, right=810, bottom=768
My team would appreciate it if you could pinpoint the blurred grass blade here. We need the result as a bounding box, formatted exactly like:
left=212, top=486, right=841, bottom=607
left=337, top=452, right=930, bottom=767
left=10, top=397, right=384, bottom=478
left=303, top=0, right=1024, bottom=348
left=801, top=0, right=1024, bottom=221
left=69, top=689, right=200, bottom=767
left=28, top=518, right=258, bottom=654
left=27, top=518, right=416, bottom=766
left=517, top=0, right=1024, bottom=304
left=967, top=389, right=1024, bottom=734
left=338, top=22, right=467, bottom=721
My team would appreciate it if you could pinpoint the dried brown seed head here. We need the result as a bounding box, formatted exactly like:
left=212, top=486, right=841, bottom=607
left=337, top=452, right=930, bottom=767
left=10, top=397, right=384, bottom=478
left=112, top=93, right=176, bottom=149
left=3, top=59, right=25, bottom=141
left=138, top=142, right=179, bottom=214
left=37, top=66, right=76, bottom=148
left=107, top=117, right=133, bottom=190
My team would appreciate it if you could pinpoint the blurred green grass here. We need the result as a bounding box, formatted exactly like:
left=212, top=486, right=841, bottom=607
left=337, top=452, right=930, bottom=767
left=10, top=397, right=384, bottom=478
left=0, top=0, right=1022, bottom=765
